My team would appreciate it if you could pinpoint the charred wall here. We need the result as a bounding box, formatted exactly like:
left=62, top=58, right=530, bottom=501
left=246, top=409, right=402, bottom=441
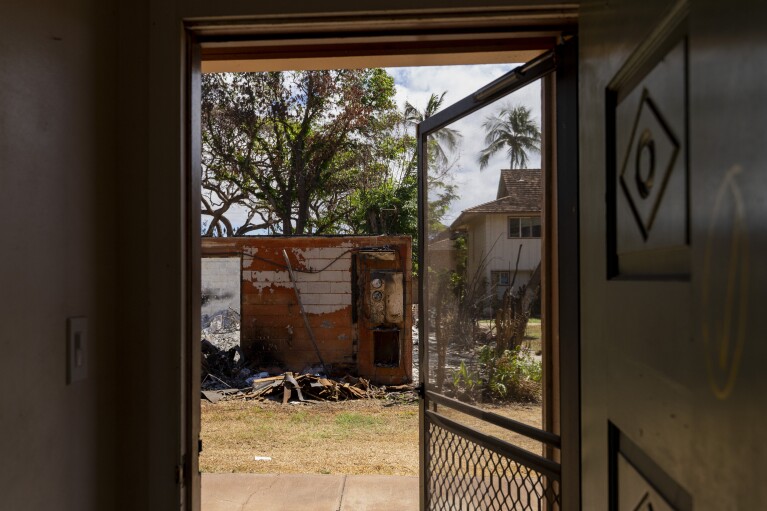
left=201, top=236, right=412, bottom=384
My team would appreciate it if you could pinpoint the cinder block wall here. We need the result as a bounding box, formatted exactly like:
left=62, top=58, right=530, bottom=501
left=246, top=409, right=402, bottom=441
left=201, top=236, right=412, bottom=382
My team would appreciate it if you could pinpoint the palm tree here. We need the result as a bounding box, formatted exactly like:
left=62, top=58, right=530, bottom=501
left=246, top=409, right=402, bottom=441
left=478, top=103, right=542, bottom=357
left=404, top=92, right=461, bottom=170
left=404, top=92, right=462, bottom=232
left=478, top=104, right=541, bottom=170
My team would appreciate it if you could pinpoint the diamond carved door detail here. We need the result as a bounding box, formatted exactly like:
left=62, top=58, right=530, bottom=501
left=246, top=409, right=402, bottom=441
left=619, top=89, right=680, bottom=241
left=607, top=38, right=689, bottom=278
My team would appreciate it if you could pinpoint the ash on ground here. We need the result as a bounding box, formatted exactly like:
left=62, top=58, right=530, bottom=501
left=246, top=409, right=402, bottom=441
left=201, top=308, right=240, bottom=352
left=201, top=309, right=243, bottom=390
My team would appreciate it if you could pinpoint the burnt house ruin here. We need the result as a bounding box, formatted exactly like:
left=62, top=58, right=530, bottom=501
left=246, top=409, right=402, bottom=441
left=201, top=236, right=412, bottom=385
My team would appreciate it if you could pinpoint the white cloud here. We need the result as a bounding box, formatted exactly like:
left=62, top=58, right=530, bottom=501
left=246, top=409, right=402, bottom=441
left=388, top=64, right=542, bottom=225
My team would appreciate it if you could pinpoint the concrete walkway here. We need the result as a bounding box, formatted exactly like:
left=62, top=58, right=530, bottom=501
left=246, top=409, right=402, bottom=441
left=202, top=473, right=419, bottom=511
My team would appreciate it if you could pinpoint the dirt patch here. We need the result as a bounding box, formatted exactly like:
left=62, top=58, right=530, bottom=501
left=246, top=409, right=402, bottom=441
left=434, top=402, right=545, bottom=456
left=201, top=398, right=543, bottom=475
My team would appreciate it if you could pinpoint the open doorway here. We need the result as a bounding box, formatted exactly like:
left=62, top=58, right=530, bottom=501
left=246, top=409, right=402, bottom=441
left=187, top=21, right=578, bottom=510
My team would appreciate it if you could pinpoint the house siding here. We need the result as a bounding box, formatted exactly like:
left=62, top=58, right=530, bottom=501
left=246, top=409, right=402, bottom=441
left=484, top=214, right=541, bottom=279
left=463, top=214, right=541, bottom=299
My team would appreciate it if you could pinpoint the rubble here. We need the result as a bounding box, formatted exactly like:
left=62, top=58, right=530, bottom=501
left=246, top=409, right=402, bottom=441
left=200, top=306, right=418, bottom=404
left=201, top=370, right=416, bottom=404
left=201, top=308, right=241, bottom=353
left=201, top=339, right=245, bottom=390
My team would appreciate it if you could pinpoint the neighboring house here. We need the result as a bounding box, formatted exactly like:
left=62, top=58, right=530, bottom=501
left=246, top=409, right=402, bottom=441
left=427, top=228, right=458, bottom=271
left=450, top=168, right=542, bottom=302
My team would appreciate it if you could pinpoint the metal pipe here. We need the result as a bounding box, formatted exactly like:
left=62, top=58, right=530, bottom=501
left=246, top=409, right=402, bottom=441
left=282, top=249, right=329, bottom=375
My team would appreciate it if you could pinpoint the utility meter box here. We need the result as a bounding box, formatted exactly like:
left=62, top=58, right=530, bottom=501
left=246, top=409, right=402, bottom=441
left=366, top=271, right=404, bottom=325
left=355, top=249, right=411, bottom=384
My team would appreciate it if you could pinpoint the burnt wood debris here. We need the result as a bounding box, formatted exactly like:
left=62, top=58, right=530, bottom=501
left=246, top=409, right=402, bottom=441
left=200, top=307, right=416, bottom=404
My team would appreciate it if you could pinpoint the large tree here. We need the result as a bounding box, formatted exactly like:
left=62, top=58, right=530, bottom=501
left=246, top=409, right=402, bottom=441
left=201, top=69, right=397, bottom=235
left=478, top=103, right=541, bottom=170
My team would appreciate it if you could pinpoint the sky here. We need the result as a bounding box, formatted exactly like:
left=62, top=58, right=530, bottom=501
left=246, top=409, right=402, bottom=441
left=387, top=64, right=542, bottom=225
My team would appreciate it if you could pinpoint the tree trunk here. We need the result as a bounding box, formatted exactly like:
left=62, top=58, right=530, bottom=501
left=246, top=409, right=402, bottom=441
left=366, top=208, right=380, bottom=234
left=495, top=260, right=541, bottom=354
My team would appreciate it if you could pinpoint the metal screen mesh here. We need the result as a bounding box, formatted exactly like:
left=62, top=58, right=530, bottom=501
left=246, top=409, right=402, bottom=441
left=427, top=419, right=561, bottom=511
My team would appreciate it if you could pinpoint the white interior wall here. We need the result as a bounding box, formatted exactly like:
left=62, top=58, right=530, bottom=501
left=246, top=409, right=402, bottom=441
left=0, top=0, right=118, bottom=509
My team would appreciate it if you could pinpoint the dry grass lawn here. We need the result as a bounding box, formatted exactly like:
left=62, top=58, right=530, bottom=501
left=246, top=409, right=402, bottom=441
left=201, top=399, right=419, bottom=475
left=201, top=398, right=543, bottom=475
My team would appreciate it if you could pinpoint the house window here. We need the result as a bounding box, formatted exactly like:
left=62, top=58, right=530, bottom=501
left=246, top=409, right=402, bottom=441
left=491, top=271, right=511, bottom=287
left=508, top=216, right=541, bottom=238
left=491, top=271, right=511, bottom=299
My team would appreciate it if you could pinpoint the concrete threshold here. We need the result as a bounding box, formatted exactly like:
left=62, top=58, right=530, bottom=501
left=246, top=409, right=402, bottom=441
left=202, top=473, right=419, bottom=511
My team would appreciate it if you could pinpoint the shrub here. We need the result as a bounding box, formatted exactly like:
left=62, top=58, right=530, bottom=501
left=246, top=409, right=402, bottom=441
left=451, top=361, right=480, bottom=395
left=446, top=346, right=542, bottom=403
left=478, top=345, right=542, bottom=403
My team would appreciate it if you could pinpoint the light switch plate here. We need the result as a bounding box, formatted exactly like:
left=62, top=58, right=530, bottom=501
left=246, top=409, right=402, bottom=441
left=67, top=316, right=88, bottom=384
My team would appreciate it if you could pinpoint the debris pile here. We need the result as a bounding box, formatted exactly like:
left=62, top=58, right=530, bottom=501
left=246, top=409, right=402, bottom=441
left=201, top=339, right=245, bottom=388
left=201, top=368, right=415, bottom=405
left=201, top=331, right=416, bottom=404
left=201, top=308, right=241, bottom=353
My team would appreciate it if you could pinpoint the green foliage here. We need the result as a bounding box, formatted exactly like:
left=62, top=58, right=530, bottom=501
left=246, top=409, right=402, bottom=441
left=347, top=174, right=419, bottom=272
left=478, top=345, right=542, bottom=402
left=451, top=361, right=480, bottom=394
left=347, top=175, right=417, bottom=237
left=447, top=345, right=542, bottom=403
left=201, top=69, right=400, bottom=236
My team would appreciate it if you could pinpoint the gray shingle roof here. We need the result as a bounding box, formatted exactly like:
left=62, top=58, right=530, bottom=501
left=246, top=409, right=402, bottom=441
left=496, top=168, right=542, bottom=204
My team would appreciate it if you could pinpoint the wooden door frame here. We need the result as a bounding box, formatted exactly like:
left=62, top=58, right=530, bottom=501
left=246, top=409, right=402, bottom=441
left=554, top=36, right=581, bottom=511
left=183, top=10, right=579, bottom=510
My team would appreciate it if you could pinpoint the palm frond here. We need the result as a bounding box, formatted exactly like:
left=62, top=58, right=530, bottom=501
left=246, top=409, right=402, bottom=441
left=478, top=102, right=541, bottom=169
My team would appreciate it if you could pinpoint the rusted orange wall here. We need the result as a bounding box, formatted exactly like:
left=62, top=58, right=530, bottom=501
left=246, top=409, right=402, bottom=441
left=201, top=236, right=412, bottom=384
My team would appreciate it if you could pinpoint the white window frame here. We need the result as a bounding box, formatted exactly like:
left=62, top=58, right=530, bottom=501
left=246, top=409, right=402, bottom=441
left=491, top=270, right=511, bottom=287
left=508, top=216, right=542, bottom=238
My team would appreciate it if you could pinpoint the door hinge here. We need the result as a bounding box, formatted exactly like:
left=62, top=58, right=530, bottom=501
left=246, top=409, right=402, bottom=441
left=176, top=453, right=188, bottom=487
left=415, top=384, right=425, bottom=399
left=176, top=464, right=184, bottom=486
left=198, top=438, right=203, bottom=454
